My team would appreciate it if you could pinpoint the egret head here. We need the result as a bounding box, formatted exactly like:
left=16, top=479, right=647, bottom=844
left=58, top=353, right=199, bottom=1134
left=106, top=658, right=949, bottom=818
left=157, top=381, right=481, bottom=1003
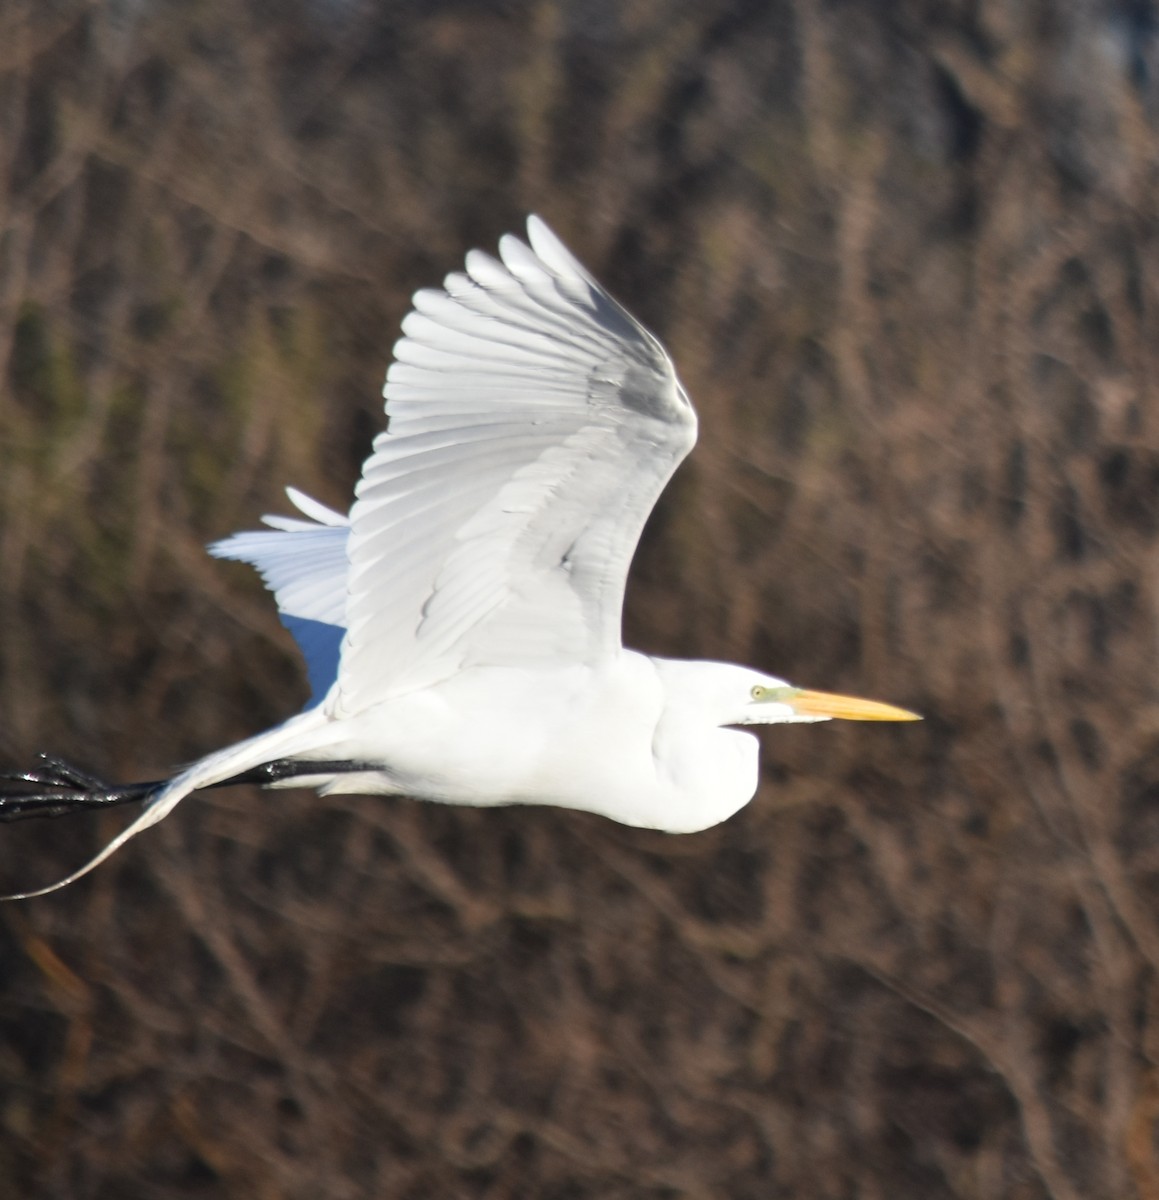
left=654, top=661, right=920, bottom=728
left=737, top=676, right=921, bottom=726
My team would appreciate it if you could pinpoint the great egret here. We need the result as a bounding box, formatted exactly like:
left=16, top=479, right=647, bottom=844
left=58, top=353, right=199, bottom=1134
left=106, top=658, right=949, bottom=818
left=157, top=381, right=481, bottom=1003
left=0, top=216, right=918, bottom=898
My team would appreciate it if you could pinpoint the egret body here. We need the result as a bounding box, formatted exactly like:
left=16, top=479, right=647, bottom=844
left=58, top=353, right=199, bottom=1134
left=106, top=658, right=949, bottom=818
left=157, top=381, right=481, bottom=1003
left=1, top=217, right=918, bottom=897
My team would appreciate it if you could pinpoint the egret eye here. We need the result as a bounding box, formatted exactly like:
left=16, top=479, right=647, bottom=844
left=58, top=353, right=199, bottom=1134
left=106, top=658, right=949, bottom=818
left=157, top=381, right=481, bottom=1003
left=750, top=685, right=764, bottom=700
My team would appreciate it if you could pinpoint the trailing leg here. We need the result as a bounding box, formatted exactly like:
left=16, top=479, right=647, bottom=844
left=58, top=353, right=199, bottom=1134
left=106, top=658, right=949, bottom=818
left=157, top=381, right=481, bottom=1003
left=0, top=753, right=380, bottom=823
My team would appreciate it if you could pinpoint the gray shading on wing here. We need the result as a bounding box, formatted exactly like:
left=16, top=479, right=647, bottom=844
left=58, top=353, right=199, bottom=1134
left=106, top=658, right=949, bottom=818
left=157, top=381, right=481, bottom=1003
left=333, top=216, right=698, bottom=715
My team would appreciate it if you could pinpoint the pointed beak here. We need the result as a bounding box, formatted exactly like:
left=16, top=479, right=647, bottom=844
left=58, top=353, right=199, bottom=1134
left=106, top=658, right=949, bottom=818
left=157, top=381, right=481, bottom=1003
left=788, top=689, right=922, bottom=722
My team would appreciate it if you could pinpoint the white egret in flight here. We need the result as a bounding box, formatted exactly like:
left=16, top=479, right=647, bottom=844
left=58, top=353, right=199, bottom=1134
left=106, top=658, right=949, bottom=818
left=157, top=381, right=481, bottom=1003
left=0, top=217, right=918, bottom=897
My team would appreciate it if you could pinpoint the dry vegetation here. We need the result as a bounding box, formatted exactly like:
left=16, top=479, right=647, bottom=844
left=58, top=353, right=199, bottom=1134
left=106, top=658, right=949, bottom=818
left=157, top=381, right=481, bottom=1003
left=2, top=0, right=1159, bottom=1196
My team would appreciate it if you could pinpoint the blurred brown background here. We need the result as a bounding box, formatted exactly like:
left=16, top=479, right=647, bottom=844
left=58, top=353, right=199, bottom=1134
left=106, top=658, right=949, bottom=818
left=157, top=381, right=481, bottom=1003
left=1, top=0, right=1157, bottom=1196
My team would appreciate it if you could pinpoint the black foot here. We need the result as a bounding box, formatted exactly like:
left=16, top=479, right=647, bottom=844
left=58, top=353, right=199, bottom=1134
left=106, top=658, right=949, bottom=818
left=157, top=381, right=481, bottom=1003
left=0, top=755, right=162, bottom=823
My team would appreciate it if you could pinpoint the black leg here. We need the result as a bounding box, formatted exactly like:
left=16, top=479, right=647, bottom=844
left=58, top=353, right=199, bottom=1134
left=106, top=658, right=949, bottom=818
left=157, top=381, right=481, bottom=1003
left=214, top=759, right=379, bottom=788
left=0, top=755, right=379, bottom=822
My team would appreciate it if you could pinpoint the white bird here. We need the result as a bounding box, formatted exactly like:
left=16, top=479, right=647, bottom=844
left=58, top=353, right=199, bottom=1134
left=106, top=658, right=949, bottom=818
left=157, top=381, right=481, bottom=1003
left=1, top=216, right=918, bottom=898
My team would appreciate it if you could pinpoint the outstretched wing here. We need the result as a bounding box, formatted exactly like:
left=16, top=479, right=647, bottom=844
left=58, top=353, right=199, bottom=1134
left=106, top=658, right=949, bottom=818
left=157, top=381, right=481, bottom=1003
left=333, top=216, right=697, bottom=714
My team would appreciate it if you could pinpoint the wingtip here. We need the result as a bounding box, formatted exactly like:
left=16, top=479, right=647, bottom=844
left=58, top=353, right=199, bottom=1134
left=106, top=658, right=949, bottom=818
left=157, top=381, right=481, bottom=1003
left=524, top=214, right=589, bottom=280
left=524, top=213, right=557, bottom=251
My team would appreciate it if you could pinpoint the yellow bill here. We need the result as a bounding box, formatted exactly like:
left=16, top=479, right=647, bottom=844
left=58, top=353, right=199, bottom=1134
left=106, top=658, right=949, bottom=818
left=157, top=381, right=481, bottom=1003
left=789, top=689, right=922, bottom=722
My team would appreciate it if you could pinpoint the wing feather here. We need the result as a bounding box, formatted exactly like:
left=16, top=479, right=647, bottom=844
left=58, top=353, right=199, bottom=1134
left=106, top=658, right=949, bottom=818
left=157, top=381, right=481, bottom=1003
left=334, top=216, right=697, bottom=713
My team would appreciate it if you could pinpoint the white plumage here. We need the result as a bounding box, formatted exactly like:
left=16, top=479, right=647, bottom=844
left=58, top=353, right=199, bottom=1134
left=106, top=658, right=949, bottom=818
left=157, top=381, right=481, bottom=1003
left=6, top=216, right=917, bottom=898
